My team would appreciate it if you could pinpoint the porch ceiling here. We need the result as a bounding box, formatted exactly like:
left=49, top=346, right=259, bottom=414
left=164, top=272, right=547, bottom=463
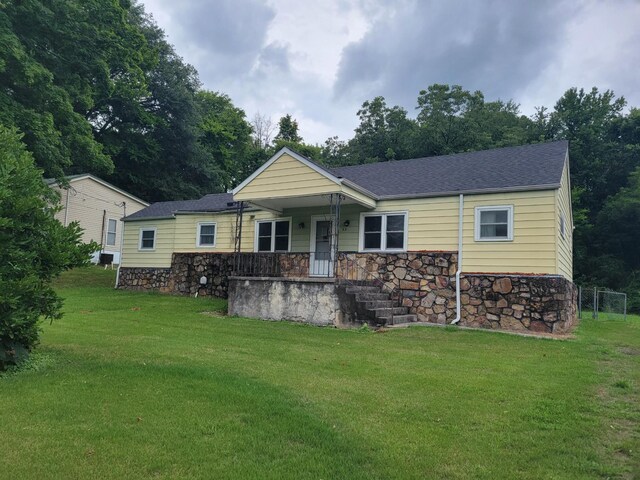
left=247, top=193, right=372, bottom=213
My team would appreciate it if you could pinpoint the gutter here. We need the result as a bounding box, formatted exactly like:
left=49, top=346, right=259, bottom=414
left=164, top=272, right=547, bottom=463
left=451, top=194, right=464, bottom=325
left=377, top=183, right=561, bottom=202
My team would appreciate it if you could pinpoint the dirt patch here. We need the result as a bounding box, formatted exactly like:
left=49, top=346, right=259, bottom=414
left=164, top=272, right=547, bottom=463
left=200, top=310, right=226, bottom=318
left=619, top=346, right=640, bottom=356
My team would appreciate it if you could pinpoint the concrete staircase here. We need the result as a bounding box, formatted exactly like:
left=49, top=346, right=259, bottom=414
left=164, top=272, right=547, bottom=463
left=342, top=282, right=418, bottom=327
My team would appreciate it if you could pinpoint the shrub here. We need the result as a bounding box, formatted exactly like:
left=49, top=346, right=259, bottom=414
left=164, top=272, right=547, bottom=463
left=0, top=125, right=96, bottom=369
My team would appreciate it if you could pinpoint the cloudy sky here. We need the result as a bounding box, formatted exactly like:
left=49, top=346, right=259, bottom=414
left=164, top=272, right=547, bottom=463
left=142, top=0, right=640, bottom=144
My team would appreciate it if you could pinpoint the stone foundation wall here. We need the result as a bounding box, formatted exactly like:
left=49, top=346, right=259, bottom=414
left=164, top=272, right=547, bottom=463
left=458, top=274, right=578, bottom=333
left=170, top=253, right=235, bottom=297
left=117, top=267, right=172, bottom=292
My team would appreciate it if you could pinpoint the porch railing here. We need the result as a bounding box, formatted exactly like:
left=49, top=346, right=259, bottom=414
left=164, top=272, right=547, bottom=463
left=232, top=252, right=281, bottom=277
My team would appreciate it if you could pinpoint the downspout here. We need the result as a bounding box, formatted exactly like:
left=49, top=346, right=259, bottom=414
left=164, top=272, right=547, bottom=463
left=63, top=187, right=70, bottom=226
left=115, top=202, right=126, bottom=289
left=451, top=194, right=464, bottom=324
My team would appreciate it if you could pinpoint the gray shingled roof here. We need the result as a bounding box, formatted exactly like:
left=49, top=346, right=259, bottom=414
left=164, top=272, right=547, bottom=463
left=330, top=140, right=568, bottom=198
left=124, top=193, right=235, bottom=220
left=127, top=141, right=568, bottom=220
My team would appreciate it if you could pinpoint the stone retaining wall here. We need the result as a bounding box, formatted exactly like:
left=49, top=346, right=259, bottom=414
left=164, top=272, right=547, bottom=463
left=117, top=267, right=172, bottom=292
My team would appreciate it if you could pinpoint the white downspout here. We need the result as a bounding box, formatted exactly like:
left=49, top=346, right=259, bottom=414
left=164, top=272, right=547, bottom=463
left=451, top=194, right=464, bottom=324
left=63, top=187, right=70, bottom=226
left=115, top=202, right=126, bottom=289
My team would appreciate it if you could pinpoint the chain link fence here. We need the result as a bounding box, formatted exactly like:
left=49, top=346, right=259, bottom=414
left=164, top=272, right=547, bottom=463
left=578, top=286, right=628, bottom=320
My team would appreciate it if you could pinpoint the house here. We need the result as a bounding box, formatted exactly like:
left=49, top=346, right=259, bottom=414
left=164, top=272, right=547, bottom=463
left=47, top=174, right=149, bottom=264
left=117, top=141, right=576, bottom=333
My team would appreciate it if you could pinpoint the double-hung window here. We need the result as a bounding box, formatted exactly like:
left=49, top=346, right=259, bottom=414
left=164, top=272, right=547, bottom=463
left=197, top=222, right=216, bottom=247
left=475, top=206, right=513, bottom=241
left=139, top=228, right=156, bottom=250
left=106, top=219, right=117, bottom=246
left=360, top=212, right=407, bottom=252
left=256, top=219, right=291, bottom=252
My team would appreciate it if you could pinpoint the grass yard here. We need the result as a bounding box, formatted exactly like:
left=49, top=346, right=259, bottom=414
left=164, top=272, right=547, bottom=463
left=1, top=267, right=639, bottom=479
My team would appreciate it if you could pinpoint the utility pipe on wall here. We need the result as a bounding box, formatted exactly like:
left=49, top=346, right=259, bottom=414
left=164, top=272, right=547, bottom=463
left=451, top=194, right=464, bottom=325
left=115, top=202, right=126, bottom=289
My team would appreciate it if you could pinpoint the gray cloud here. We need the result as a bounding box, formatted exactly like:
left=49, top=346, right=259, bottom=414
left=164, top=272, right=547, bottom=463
left=334, top=0, right=579, bottom=111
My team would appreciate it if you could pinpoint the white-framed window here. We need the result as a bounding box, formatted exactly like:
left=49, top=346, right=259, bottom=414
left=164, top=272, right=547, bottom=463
left=359, top=212, right=408, bottom=252
left=139, top=228, right=156, bottom=250
left=106, top=218, right=117, bottom=246
left=560, top=212, right=566, bottom=239
left=475, top=206, right=513, bottom=241
left=255, top=218, right=291, bottom=252
left=197, top=222, right=217, bottom=247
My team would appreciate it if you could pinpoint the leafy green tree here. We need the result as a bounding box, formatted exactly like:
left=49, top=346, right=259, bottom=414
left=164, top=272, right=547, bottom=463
left=275, top=114, right=302, bottom=143
left=347, top=96, right=417, bottom=163
left=0, top=126, right=96, bottom=369
left=0, top=0, right=150, bottom=179
left=196, top=91, right=254, bottom=191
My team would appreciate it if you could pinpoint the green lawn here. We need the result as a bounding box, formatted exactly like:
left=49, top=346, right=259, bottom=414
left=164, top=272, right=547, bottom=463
left=1, top=267, right=638, bottom=479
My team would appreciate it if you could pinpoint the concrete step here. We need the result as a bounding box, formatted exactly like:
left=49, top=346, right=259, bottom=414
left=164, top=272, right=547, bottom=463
left=361, top=300, right=395, bottom=309
left=369, top=306, right=409, bottom=318
left=355, top=292, right=391, bottom=302
left=345, top=286, right=380, bottom=295
left=387, top=314, right=418, bottom=325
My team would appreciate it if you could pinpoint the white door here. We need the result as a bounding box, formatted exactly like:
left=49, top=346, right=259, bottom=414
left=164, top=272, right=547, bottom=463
left=310, top=219, right=333, bottom=276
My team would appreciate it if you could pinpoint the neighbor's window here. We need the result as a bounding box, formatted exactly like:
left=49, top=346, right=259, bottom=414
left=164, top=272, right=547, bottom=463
left=106, top=219, right=117, bottom=246
left=256, top=219, right=290, bottom=252
left=197, top=222, right=216, bottom=247
left=139, top=228, right=156, bottom=250
left=475, top=206, right=513, bottom=241
left=360, top=212, right=407, bottom=251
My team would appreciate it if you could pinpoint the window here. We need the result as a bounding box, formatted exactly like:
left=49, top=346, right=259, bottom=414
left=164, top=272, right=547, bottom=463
left=360, top=212, right=407, bottom=252
left=475, top=206, right=513, bottom=241
left=139, top=228, right=156, bottom=250
left=560, top=212, right=566, bottom=239
left=197, top=222, right=216, bottom=247
left=106, top=219, right=117, bottom=246
left=255, top=219, right=291, bottom=252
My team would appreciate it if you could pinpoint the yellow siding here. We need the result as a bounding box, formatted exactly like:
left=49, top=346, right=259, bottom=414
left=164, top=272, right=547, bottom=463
left=121, top=219, right=175, bottom=268
left=51, top=177, right=147, bottom=254
left=556, top=160, right=573, bottom=280
left=376, top=197, right=461, bottom=251
left=173, top=211, right=272, bottom=253
left=462, top=190, right=557, bottom=274
left=234, top=153, right=340, bottom=200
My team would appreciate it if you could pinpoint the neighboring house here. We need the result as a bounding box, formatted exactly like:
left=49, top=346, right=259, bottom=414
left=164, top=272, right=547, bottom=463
left=47, top=174, right=149, bottom=264
left=118, top=141, right=576, bottom=333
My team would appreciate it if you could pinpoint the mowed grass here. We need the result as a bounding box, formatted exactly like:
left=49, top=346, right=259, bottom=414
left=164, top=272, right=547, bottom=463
left=1, top=267, right=638, bottom=479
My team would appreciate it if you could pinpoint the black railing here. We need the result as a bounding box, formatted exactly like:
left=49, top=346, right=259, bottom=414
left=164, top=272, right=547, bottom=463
left=232, top=252, right=282, bottom=277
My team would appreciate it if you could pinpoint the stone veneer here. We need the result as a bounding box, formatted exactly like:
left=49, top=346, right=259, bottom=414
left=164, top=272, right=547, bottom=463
left=458, top=274, right=577, bottom=333
left=117, top=267, right=172, bottom=292
left=118, top=251, right=577, bottom=333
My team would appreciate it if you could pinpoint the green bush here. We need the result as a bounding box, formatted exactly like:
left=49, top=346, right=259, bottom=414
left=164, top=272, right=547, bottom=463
left=0, top=125, right=96, bottom=369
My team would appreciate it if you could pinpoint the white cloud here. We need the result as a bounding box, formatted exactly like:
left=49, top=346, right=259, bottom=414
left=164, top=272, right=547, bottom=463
left=140, top=0, right=640, bottom=143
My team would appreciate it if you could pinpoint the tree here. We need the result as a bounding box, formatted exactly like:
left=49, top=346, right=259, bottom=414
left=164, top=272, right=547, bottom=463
left=0, top=0, right=150, bottom=179
left=346, top=96, right=417, bottom=164
left=0, top=126, right=95, bottom=370
left=251, top=112, right=276, bottom=150
left=196, top=91, right=254, bottom=191
left=275, top=114, right=302, bottom=143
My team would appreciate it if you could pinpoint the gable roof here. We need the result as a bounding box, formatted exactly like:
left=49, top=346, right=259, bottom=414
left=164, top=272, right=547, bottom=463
left=329, top=140, right=568, bottom=199
left=45, top=173, right=149, bottom=206
left=124, top=193, right=237, bottom=221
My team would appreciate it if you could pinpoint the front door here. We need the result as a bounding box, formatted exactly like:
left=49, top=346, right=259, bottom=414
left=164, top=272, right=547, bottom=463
left=310, top=219, right=333, bottom=276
